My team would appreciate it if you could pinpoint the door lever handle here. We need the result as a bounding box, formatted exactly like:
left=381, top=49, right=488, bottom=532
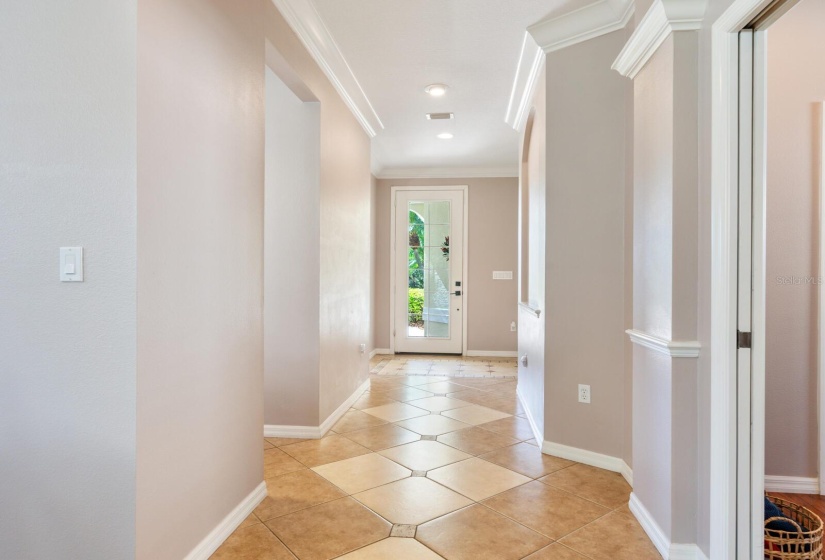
left=453, top=290, right=462, bottom=296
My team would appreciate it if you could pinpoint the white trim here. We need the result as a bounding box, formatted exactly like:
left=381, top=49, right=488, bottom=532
left=628, top=492, right=670, bottom=559
left=670, top=544, right=710, bottom=560
left=389, top=186, right=470, bottom=355
left=819, top=101, right=825, bottom=496
left=517, top=387, right=544, bottom=444
left=505, top=33, right=546, bottom=132
left=264, top=379, right=370, bottom=439
left=372, top=348, right=391, bottom=356
left=528, top=0, right=634, bottom=54
left=764, top=475, right=820, bottom=494
left=626, top=329, right=701, bottom=357
left=709, top=1, right=778, bottom=557
left=542, top=440, right=625, bottom=473
left=465, top=350, right=518, bottom=358
left=612, top=0, right=707, bottom=79
left=621, top=461, right=634, bottom=488
left=270, top=0, right=383, bottom=138
left=369, top=348, right=378, bottom=359
left=518, top=302, right=542, bottom=319
left=183, top=482, right=267, bottom=560
left=375, top=167, right=518, bottom=180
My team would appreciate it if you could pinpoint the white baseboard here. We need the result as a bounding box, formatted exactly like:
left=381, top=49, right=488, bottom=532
left=264, top=379, right=370, bottom=439
left=669, top=543, right=709, bottom=560
left=621, top=460, right=634, bottom=488
left=183, top=481, right=267, bottom=560
left=516, top=387, right=544, bottom=444
left=372, top=348, right=392, bottom=356
left=542, top=440, right=625, bottom=473
left=628, top=492, right=669, bottom=559
left=465, top=350, right=518, bottom=358
left=765, top=475, right=820, bottom=494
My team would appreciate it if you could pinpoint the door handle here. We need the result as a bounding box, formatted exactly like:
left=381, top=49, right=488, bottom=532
left=453, top=290, right=462, bottom=296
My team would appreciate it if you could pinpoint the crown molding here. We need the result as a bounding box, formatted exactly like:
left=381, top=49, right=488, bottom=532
left=527, top=0, right=635, bottom=54
left=271, top=0, right=384, bottom=138
left=505, top=33, right=546, bottom=132
left=612, top=0, right=707, bottom=78
left=374, top=166, right=519, bottom=180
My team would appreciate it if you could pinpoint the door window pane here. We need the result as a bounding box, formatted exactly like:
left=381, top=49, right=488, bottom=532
left=407, top=200, right=451, bottom=339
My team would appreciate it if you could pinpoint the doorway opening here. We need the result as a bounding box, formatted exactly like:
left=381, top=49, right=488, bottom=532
left=711, top=0, right=825, bottom=556
left=389, top=186, right=468, bottom=355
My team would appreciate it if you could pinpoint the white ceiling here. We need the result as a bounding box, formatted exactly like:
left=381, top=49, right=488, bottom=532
left=310, top=0, right=585, bottom=176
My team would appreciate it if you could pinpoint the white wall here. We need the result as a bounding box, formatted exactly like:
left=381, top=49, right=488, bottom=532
left=264, top=67, right=321, bottom=426
left=135, top=1, right=265, bottom=558
left=0, top=2, right=137, bottom=558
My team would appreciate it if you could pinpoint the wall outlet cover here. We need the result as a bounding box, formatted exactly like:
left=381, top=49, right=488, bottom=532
left=578, top=384, right=591, bottom=404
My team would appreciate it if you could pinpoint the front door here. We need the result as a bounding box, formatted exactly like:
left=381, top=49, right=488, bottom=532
left=393, top=189, right=465, bottom=354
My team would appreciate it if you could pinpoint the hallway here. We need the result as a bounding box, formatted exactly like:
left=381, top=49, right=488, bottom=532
left=212, top=356, right=657, bottom=560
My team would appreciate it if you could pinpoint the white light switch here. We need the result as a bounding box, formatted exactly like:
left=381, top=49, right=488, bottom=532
left=60, top=247, right=83, bottom=282
left=492, top=271, right=513, bottom=280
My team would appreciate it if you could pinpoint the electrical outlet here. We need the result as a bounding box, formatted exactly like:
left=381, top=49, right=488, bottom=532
left=359, top=343, right=366, bottom=354
left=578, top=384, right=591, bottom=404
left=510, top=321, right=517, bottom=332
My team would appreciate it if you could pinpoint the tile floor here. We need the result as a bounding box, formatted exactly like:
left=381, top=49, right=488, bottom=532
left=211, top=355, right=660, bottom=560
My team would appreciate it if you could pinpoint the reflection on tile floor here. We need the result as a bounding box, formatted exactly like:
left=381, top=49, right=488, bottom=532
left=211, top=355, right=659, bottom=560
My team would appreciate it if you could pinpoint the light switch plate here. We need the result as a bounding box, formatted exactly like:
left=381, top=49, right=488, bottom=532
left=492, top=271, right=513, bottom=280
left=60, top=247, right=83, bottom=282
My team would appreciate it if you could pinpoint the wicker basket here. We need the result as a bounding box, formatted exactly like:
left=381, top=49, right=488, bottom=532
left=765, top=495, right=824, bottom=559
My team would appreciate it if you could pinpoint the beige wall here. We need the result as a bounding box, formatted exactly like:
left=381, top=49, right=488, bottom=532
left=764, top=0, right=825, bottom=479
left=0, top=2, right=137, bottom=558
left=542, top=30, right=631, bottom=462
left=265, top=2, right=372, bottom=422
left=135, top=1, right=265, bottom=558
left=373, top=177, right=519, bottom=353
left=264, top=67, right=321, bottom=426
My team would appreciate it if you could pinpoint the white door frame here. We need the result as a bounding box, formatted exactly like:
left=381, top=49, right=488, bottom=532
left=389, top=185, right=469, bottom=354
left=819, top=101, right=825, bottom=495
left=710, top=0, right=799, bottom=557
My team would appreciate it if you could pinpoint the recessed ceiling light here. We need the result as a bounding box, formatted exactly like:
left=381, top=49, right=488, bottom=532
left=437, top=132, right=454, bottom=139
left=425, top=84, right=448, bottom=97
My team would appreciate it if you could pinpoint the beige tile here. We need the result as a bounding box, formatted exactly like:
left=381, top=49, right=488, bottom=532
left=210, top=523, right=295, bottom=560
left=254, top=469, right=346, bottom=521
left=419, top=381, right=467, bottom=394
left=266, top=497, right=390, bottom=560
left=477, top=416, right=536, bottom=441
left=406, top=396, right=472, bottom=412
left=558, top=510, right=661, bottom=560
left=540, top=463, right=631, bottom=509
left=482, top=480, right=610, bottom=539
left=441, top=404, right=511, bottom=425
left=354, top=476, right=473, bottom=525
left=343, top=424, right=420, bottom=451
left=280, top=435, right=371, bottom=468
left=395, top=415, right=472, bottom=436
left=427, top=457, right=530, bottom=501
left=398, top=375, right=450, bottom=386
left=312, top=453, right=411, bottom=494
left=264, top=448, right=305, bottom=479
left=479, top=443, right=574, bottom=478
left=266, top=436, right=308, bottom=448
left=264, top=439, right=274, bottom=450
left=450, top=378, right=514, bottom=390
left=416, top=504, right=550, bottom=560
left=437, top=427, right=520, bottom=455
left=524, top=544, right=591, bottom=559
left=374, top=386, right=434, bottom=402
left=238, top=513, right=261, bottom=529
left=337, top=538, right=445, bottom=559
left=352, top=392, right=400, bottom=410
left=332, top=410, right=388, bottom=433
left=362, top=402, right=430, bottom=422
left=378, top=440, right=472, bottom=471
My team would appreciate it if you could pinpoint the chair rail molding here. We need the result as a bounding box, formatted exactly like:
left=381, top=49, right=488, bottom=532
left=612, top=0, right=708, bottom=78
left=271, top=0, right=384, bottom=138
left=528, top=0, right=635, bottom=54
left=626, top=329, right=701, bottom=358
